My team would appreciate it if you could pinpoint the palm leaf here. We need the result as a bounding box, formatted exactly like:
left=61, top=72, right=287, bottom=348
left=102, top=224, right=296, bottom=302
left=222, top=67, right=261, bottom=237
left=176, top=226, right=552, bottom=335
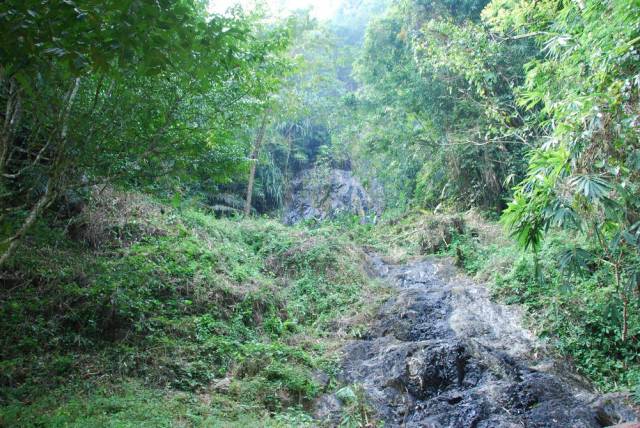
left=569, top=175, right=612, bottom=202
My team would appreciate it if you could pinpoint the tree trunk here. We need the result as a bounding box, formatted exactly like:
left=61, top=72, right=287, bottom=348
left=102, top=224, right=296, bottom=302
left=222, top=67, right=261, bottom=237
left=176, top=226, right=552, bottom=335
left=1, top=79, right=21, bottom=177
left=283, top=130, right=293, bottom=181
left=244, top=110, right=270, bottom=216
left=0, top=181, right=55, bottom=267
left=0, top=78, right=80, bottom=268
left=622, top=293, right=629, bottom=342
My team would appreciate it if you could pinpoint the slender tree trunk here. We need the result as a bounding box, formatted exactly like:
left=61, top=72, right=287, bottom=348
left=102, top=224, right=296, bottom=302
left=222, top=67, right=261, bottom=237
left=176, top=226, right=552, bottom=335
left=0, top=78, right=80, bottom=268
left=283, top=130, right=292, bottom=181
left=1, top=79, right=20, bottom=177
left=244, top=110, right=269, bottom=216
left=0, top=181, right=55, bottom=267
left=613, top=262, right=629, bottom=342
left=622, top=293, right=629, bottom=342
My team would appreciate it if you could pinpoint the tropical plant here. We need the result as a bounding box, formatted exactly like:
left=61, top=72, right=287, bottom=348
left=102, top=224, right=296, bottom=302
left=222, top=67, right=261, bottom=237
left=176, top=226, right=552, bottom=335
left=496, top=0, right=640, bottom=341
left=0, top=1, right=290, bottom=265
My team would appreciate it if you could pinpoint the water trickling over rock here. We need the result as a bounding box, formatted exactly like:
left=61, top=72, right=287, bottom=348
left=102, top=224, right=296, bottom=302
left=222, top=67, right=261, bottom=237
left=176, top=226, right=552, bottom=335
left=315, top=255, right=638, bottom=427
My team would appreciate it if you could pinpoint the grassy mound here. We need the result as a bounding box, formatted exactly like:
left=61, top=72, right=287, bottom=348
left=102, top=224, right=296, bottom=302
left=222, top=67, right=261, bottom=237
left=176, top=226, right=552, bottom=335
left=0, top=190, right=387, bottom=426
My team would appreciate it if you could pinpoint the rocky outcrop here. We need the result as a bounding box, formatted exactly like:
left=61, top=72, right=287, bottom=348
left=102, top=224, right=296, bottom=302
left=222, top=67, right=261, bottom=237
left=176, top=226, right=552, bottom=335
left=315, top=255, right=639, bottom=427
left=283, top=169, right=379, bottom=225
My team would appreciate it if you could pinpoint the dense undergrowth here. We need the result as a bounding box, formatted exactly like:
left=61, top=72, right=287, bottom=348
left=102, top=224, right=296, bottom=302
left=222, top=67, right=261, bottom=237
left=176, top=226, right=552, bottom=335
left=2, top=191, right=639, bottom=427
left=0, top=190, right=387, bottom=427
left=361, top=210, right=640, bottom=395
left=1, top=0, right=638, bottom=425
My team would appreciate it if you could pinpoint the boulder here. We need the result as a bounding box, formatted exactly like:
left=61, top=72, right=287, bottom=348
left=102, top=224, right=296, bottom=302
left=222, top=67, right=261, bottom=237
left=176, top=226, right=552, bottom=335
left=284, top=168, right=380, bottom=224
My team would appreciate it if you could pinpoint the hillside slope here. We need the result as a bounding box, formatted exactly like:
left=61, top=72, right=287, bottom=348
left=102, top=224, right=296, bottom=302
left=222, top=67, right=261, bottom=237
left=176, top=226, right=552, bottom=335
left=0, top=190, right=388, bottom=427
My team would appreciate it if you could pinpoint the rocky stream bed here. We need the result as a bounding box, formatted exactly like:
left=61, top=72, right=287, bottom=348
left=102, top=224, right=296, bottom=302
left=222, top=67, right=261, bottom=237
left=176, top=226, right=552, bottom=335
left=314, top=255, right=639, bottom=427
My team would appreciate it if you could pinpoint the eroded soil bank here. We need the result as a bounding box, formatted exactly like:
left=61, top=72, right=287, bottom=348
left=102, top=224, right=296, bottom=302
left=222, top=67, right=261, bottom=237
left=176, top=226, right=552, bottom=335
left=315, top=255, right=639, bottom=427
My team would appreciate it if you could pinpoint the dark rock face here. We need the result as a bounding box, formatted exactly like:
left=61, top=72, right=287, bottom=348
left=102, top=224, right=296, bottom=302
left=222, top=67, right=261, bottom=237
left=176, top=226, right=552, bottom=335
left=283, top=169, right=379, bottom=225
left=315, top=256, right=639, bottom=427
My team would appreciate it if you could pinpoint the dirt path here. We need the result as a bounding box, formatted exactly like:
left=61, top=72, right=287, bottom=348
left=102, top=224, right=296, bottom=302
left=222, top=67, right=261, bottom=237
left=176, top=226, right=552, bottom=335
left=315, top=255, right=638, bottom=427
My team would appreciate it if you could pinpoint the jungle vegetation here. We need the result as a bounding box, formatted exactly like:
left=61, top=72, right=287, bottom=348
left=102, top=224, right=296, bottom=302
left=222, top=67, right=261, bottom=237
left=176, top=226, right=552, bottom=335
left=1, top=0, right=639, bottom=425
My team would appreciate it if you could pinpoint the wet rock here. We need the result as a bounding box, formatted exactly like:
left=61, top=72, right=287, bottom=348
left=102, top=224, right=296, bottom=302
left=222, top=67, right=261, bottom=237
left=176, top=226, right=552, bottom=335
left=370, top=288, right=452, bottom=341
left=283, top=169, right=379, bottom=224
left=405, top=394, right=491, bottom=428
left=593, top=394, right=640, bottom=426
left=404, top=341, right=469, bottom=399
left=314, top=393, right=343, bottom=426
left=525, top=400, right=599, bottom=428
left=320, top=255, right=639, bottom=427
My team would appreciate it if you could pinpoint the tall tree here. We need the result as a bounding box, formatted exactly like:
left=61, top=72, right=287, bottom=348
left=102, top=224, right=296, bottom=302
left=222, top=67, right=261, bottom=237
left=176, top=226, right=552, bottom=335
left=245, top=110, right=270, bottom=215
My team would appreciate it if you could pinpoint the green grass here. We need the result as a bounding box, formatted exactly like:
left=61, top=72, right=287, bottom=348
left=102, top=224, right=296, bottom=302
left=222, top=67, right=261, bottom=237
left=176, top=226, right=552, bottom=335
left=1, top=379, right=317, bottom=427
left=0, top=193, right=387, bottom=426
